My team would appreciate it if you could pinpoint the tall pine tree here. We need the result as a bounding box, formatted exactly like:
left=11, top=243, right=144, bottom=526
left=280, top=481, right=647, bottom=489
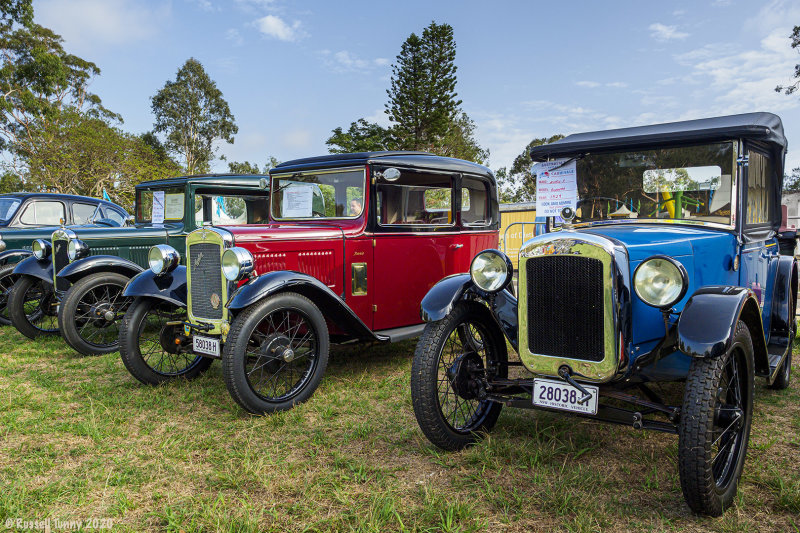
left=386, top=22, right=462, bottom=152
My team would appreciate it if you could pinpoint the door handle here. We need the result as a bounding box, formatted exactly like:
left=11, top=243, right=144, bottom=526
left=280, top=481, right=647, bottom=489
left=451, top=244, right=464, bottom=249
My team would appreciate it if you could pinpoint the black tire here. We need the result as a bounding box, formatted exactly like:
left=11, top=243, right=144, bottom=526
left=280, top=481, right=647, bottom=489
left=119, top=297, right=212, bottom=385
left=768, top=299, right=794, bottom=390
left=678, top=320, right=754, bottom=516
left=58, top=272, right=133, bottom=356
left=8, top=274, right=59, bottom=338
left=223, top=292, right=329, bottom=414
left=0, top=263, right=20, bottom=326
left=410, top=302, right=508, bottom=451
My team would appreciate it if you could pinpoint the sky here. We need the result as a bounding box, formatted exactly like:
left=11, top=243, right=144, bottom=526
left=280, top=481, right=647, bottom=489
left=31, top=0, right=800, bottom=175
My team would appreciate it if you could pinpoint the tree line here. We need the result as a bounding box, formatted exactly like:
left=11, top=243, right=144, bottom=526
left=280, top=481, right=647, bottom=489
left=2, top=1, right=799, bottom=208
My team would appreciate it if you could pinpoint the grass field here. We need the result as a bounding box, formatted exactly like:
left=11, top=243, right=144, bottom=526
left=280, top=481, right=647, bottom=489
left=0, top=326, right=798, bottom=533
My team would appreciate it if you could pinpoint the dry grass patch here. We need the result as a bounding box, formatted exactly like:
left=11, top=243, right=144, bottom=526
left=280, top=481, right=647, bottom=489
left=0, top=327, right=798, bottom=532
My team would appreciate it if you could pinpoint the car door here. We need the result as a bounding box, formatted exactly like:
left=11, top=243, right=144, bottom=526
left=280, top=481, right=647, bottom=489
left=372, top=169, right=458, bottom=331
left=740, top=145, right=779, bottom=336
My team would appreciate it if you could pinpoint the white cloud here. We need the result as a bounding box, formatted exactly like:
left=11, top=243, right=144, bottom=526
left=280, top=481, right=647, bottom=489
left=226, top=28, right=244, bottom=46
left=649, top=23, right=689, bottom=41
left=36, top=0, right=168, bottom=52
left=712, top=0, right=732, bottom=6
left=365, top=108, right=391, bottom=127
left=187, top=0, right=215, bottom=11
left=576, top=81, right=628, bottom=88
left=320, top=50, right=390, bottom=73
left=284, top=128, right=312, bottom=149
left=256, top=14, right=304, bottom=41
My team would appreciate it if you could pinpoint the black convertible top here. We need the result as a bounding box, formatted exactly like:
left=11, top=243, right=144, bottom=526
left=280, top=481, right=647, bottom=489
left=530, top=112, right=786, bottom=162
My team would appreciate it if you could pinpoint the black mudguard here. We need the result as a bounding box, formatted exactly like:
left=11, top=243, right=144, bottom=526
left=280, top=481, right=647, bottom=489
left=11, top=255, right=53, bottom=284
left=58, top=255, right=144, bottom=284
left=420, top=273, right=519, bottom=351
left=122, top=266, right=187, bottom=308
left=0, top=249, right=32, bottom=266
left=420, top=273, right=472, bottom=322
left=769, top=255, right=798, bottom=348
left=228, top=270, right=380, bottom=341
left=677, top=285, right=769, bottom=374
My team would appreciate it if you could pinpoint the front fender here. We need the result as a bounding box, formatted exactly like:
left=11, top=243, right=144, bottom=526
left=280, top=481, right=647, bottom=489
left=58, top=255, right=144, bottom=284
left=420, top=273, right=519, bottom=350
left=11, top=255, right=53, bottom=284
left=0, top=249, right=32, bottom=266
left=228, top=270, right=380, bottom=341
left=420, top=273, right=473, bottom=322
left=677, top=285, right=769, bottom=373
left=122, top=266, right=187, bottom=307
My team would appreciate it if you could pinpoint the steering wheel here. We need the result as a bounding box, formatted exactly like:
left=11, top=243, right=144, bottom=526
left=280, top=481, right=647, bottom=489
left=573, top=197, right=636, bottom=222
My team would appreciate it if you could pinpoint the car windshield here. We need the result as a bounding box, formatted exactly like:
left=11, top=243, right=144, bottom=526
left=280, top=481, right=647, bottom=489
left=271, top=168, right=365, bottom=219
left=0, top=197, right=22, bottom=222
left=554, top=142, right=734, bottom=227
left=136, top=188, right=184, bottom=223
left=194, top=194, right=269, bottom=225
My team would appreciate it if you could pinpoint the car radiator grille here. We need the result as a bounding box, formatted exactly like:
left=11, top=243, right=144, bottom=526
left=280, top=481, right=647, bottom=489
left=189, top=242, right=223, bottom=320
left=526, top=255, right=605, bottom=362
left=52, top=240, right=71, bottom=291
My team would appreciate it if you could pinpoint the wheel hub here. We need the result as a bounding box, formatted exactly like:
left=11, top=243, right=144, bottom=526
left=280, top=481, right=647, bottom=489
left=262, top=334, right=293, bottom=362
left=447, top=351, right=484, bottom=400
left=159, top=324, right=183, bottom=354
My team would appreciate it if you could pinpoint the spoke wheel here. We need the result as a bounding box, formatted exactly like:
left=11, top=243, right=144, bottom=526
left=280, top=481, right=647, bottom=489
left=411, top=302, right=508, bottom=451
left=0, top=263, right=20, bottom=326
left=679, top=320, right=754, bottom=516
left=119, top=297, right=212, bottom=385
left=8, top=274, right=59, bottom=338
left=59, top=272, right=133, bottom=356
left=223, top=292, right=329, bottom=414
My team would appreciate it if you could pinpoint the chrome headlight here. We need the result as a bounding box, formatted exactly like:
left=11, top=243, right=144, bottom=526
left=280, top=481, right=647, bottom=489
left=470, top=249, right=513, bottom=293
left=148, top=245, right=180, bottom=275
left=0, top=234, right=5, bottom=252
left=633, top=255, right=688, bottom=309
left=222, top=247, right=254, bottom=282
left=32, top=239, right=51, bottom=260
left=67, top=239, right=89, bottom=261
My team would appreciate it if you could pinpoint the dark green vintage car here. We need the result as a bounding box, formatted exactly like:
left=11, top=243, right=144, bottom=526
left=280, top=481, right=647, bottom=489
left=8, top=174, right=269, bottom=355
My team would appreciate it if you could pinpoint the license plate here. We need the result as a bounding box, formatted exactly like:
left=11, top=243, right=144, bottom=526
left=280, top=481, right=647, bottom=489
left=532, top=378, right=599, bottom=415
left=193, top=335, right=220, bottom=357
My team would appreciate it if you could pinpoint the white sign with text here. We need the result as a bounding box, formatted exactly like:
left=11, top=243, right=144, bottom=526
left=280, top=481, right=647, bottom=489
left=534, top=158, right=577, bottom=217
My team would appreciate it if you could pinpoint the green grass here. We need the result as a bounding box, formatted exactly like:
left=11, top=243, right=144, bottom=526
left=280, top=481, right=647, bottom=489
left=0, top=328, right=799, bottom=532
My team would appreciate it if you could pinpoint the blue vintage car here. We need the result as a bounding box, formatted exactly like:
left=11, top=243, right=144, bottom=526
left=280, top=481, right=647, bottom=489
left=410, top=112, right=796, bottom=516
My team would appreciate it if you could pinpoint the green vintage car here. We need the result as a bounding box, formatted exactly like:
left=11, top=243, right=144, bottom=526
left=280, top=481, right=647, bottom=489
left=0, top=194, right=129, bottom=324
left=8, top=174, right=269, bottom=355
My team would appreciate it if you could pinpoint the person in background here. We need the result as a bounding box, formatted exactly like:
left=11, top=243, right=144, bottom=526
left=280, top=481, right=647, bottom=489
left=349, top=198, right=363, bottom=216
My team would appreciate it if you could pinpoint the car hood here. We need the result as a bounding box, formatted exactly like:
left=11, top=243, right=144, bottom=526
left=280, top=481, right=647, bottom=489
left=580, top=224, right=736, bottom=261
left=224, top=223, right=345, bottom=244
left=69, top=222, right=185, bottom=242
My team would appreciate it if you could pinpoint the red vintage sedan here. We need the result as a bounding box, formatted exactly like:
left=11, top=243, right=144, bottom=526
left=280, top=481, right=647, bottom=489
left=119, top=151, right=500, bottom=414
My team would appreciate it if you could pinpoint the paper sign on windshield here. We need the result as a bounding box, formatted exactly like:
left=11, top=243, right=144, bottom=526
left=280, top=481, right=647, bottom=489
left=282, top=185, right=314, bottom=218
left=152, top=191, right=165, bottom=224
left=164, top=193, right=184, bottom=220
left=534, top=159, right=577, bottom=217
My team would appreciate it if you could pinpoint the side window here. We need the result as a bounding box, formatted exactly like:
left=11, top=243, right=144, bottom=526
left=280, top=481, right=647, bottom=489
left=73, top=202, right=98, bottom=224
left=102, top=207, right=126, bottom=226
left=461, top=177, right=491, bottom=226
left=376, top=172, right=453, bottom=226
left=746, top=150, right=775, bottom=225
left=19, top=201, right=66, bottom=225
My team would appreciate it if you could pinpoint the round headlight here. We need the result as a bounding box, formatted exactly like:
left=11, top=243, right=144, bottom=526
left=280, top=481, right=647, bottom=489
left=633, top=256, right=688, bottom=309
left=148, top=245, right=180, bottom=275
left=0, top=235, right=5, bottom=252
left=67, top=239, right=89, bottom=261
left=470, top=249, right=513, bottom=293
left=32, top=239, right=51, bottom=260
left=222, top=247, right=254, bottom=282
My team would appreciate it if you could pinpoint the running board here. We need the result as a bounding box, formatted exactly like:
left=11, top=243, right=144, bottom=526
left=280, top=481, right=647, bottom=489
left=766, top=343, right=790, bottom=384
left=373, top=324, right=426, bottom=343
